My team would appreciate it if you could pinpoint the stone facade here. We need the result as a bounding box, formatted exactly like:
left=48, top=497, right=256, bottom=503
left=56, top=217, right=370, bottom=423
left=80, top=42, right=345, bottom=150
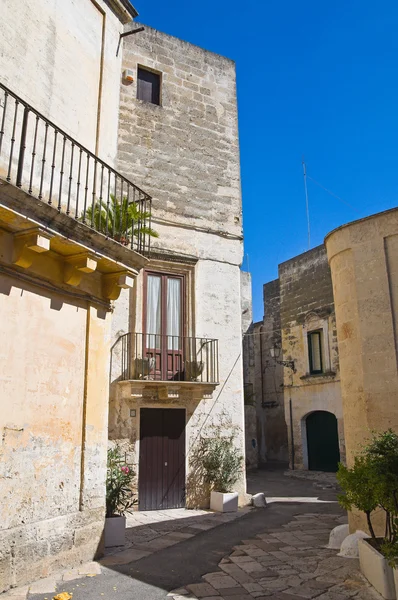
left=241, top=271, right=258, bottom=471
left=0, top=0, right=144, bottom=592
left=325, top=207, right=398, bottom=533
left=249, top=246, right=345, bottom=470
left=109, top=25, right=246, bottom=507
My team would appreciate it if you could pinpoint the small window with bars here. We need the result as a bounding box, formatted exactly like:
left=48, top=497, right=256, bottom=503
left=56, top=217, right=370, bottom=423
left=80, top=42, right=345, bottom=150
left=308, top=330, right=323, bottom=374
left=137, top=66, right=161, bottom=105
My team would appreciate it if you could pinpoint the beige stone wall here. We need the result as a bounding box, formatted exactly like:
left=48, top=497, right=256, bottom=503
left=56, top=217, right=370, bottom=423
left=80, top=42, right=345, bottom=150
left=252, top=247, right=345, bottom=470
left=0, top=273, right=112, bottom=591
left=0, top=0, right=126, bottom=163
left=325, top=208, right=398, bottom=532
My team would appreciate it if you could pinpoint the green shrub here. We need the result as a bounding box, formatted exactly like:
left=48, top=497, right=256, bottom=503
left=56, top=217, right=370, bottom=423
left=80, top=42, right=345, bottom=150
left=106, top=446, right=137, bottom=517
left=197, top=435, right=243, bottom=493
left=337, top=429, right=398, bottom=564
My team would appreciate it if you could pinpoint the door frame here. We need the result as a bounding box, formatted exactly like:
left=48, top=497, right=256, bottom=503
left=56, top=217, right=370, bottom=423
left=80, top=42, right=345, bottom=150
left=138, top=407, right=187, bottom=510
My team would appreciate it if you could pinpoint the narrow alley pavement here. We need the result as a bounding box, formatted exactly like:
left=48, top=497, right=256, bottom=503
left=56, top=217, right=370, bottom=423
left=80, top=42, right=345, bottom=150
left=6, top=469, right=380, bottom=600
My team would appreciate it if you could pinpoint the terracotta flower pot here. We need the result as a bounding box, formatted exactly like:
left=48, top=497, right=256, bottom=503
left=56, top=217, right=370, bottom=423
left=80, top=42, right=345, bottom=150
left=104, top=515, right=126, bottom=548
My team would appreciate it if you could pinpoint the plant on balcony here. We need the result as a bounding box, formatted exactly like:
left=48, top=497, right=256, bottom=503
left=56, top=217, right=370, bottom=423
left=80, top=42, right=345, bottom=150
left=132, top=356, right=156, bottom=380
left=184, top=360, right=204, bottom=381
left=83, top=194, right=158, bottom=244
left=105, top=445, right=137, bottom=547
left=337, top=430, right=398, bottom=597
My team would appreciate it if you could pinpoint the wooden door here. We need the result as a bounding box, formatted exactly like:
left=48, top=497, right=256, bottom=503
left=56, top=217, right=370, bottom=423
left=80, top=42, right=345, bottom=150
left=306, top=411, right=340, bottom=472
left=139, top=408, right=186, bottom=510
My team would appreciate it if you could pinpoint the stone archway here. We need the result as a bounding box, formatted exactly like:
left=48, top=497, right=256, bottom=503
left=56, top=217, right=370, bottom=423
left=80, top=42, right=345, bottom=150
left=306, top=411, right=340, bottom=472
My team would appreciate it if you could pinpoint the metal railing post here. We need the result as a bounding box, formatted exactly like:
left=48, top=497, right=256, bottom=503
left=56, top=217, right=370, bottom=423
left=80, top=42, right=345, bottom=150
left=16, top=105, right=29, bottom=188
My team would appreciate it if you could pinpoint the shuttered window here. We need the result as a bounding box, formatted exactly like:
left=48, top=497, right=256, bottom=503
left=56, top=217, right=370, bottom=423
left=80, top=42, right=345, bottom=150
left=308, top=330, right=323, bottom=374
left=137, top=67, right=161, bottom=105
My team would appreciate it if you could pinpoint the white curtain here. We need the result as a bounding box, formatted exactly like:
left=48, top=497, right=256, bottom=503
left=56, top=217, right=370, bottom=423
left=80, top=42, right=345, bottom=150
left=146, top=275, right=161, bottom=348
left=310, top=333, right=322, bottom=371
left=167, top=278, right=181, bottom=350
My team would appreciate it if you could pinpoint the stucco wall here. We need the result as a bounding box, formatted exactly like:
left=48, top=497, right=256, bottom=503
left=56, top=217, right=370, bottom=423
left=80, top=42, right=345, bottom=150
left=0, top=274, right=111, bottom=591
left=0, top=0, right=125, bottom=163
left=110, top=25, right=246, bottom=503
left=325, top=208, right=398, bottom=532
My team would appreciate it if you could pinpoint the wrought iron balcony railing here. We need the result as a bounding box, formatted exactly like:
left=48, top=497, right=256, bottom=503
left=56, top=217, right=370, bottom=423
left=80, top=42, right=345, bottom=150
left=115, top=332, right=219, bottom=384
left=0, top=81, right=152, bottom=255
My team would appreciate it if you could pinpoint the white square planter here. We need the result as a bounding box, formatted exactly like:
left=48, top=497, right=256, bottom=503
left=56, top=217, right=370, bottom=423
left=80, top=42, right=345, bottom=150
left=210, top=491, right=238, bottom=513
left=394, top=569, right=398, bottom=595
left=358, top=539, right=396, bottom=599
left=104, top=515, right=126, bottom=548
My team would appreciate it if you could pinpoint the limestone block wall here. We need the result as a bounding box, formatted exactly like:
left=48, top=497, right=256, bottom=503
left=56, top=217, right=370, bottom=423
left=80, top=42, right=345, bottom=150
left=258, top=280, right=289, bottom=464
left=279, top=246, right=344, bottom=470
left=325, top=208, right=398, bottom=531
left=110, top=25, right=246, bottom=503
left=0, top=275, right=111, bottom=592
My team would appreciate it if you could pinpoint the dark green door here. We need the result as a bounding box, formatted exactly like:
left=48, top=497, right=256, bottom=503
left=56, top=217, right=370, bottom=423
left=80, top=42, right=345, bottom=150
left=306, top=411, right=340, bottom=472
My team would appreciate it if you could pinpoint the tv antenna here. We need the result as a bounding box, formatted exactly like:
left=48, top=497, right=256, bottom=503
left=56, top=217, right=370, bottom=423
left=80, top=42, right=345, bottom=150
left=302, top=157, right=311, bottom=250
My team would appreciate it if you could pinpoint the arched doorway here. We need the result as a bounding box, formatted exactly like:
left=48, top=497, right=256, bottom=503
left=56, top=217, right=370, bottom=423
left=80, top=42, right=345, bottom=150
left=306, top=411, right=340, bottom=472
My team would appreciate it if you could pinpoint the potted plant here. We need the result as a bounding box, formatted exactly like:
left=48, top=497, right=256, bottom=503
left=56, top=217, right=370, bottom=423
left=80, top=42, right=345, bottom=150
left=105, top=446, right=136, bottom=547
left=83, top=193, right=158, bottom=244
left=132, top=356, right=156, bottom=380
left=337, top=430, right=398, bottom=599
left=199, top=434, right=243, bottom=513
left=184, top=360, right=204, bottom=382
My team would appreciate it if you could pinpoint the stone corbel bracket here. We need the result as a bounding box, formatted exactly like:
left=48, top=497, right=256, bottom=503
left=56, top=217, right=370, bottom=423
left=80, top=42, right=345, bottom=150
left=102, top=269, right=138, bottom=301
left=64, top=253, right=98, bottom=287
left=13, top=229, right=52, bottom=268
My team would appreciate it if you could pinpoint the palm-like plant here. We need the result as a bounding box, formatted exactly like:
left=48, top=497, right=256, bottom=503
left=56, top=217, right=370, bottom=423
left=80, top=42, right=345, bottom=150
left=84, top=194, right=158, bottom=245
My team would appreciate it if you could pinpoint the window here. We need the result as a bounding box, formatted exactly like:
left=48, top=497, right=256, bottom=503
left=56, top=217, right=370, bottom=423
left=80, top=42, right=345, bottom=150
left=144, top=271, right=184, bottom=380
left=137, top=67, right=161, bottom=105
left=308, top=330, right=323, bottom=374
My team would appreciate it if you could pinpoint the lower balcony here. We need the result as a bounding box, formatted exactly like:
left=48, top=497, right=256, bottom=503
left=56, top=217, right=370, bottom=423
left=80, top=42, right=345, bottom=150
left=112, top=332, right=219, bottom=401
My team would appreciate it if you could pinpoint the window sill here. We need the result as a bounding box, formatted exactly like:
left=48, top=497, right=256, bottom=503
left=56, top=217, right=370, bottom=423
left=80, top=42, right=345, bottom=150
left=300, top=371, right=336, bottom=381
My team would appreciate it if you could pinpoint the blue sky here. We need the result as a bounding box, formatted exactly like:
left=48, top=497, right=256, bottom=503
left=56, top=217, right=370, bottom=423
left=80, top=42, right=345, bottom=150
left=136, top=1, right=398, bottom=321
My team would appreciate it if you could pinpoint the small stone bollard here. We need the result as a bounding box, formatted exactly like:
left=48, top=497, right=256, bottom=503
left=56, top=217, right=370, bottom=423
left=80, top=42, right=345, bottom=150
left=251, top=492, right=267, bottom=508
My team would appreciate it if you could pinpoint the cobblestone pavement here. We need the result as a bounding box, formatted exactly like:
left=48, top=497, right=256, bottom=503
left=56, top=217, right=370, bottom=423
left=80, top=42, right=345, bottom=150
left=100, top=507, right=252, bottom=566
left=166, top=512, right=379, bottom=600
left=283, top=471, right=340, bottom=490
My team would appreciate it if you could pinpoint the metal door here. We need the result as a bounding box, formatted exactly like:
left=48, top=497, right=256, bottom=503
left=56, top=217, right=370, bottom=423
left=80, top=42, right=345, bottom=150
left=306, top=411, right=340, bottom=472
left=139, top=408, right=186, bottom=510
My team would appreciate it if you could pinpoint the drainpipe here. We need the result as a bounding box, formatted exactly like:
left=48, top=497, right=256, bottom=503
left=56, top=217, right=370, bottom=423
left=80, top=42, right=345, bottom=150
left=289, top=397, right=295, bottom=470
left=259, top=325, right=265, bottom=407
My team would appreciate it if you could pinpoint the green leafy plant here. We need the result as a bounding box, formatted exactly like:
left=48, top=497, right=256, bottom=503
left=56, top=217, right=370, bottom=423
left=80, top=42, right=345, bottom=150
left=106, top=446, right=137, bottom=517
left=184, top=360, right=204, bottom=381
left=337, top=429, right=398, bottom=562
left=84, top=194, right=158, bottom=244
left=337, top=455, right=378, bottom=539
left=197, top=434, right=243, bottom=493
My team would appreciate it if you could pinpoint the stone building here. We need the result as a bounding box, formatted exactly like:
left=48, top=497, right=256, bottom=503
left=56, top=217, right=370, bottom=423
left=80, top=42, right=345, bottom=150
left=0, top=1, right=246, bottom=592
left=0, top=0, right=149, bottom=591
left=325, top=207, right=398, bottom=533
left=249, top=245, right=345, bottom=471
left=108, top=24, right=246, bottom=510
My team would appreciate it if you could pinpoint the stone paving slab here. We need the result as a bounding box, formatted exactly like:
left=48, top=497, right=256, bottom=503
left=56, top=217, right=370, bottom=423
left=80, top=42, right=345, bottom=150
left=166, top=512, right=382, bottom=600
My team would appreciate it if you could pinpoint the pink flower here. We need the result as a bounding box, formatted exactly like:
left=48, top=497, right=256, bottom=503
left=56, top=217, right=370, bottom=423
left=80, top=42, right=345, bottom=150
left=121, top=466, right=130, bottom=474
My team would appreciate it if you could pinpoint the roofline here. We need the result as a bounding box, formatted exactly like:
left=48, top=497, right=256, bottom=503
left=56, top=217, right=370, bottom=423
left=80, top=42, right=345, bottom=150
left=105, top=0, right=138, bottom=24
left=119, top=0, right=138, bottom=18
left=324, top=206, right=398, bottom=243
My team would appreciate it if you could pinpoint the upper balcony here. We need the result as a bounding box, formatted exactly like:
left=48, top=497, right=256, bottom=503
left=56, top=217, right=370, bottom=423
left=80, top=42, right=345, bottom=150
left=112, top=332, right=219, bottom=401
left=0, top=82, right=153, bottom=300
